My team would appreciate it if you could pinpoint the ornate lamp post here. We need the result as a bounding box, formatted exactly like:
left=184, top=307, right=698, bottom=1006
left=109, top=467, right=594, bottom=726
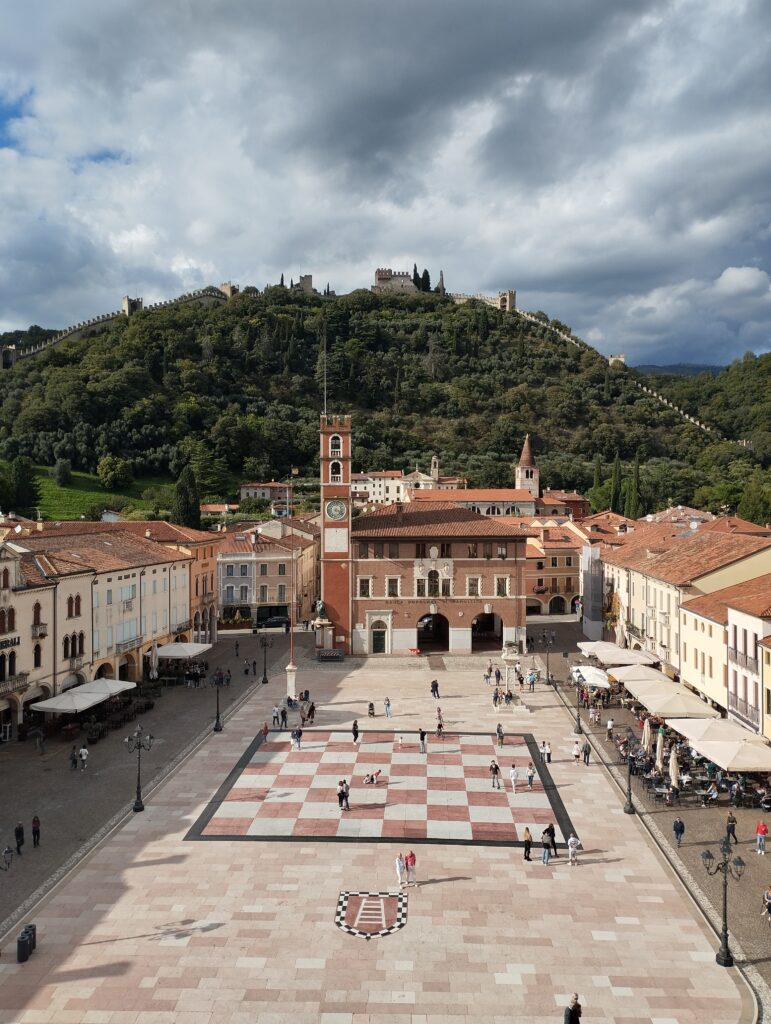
left=260, top=636, right=273, bottom=685
left=1, top=846, right=13, bottom=871
left=213, top=675, right=224, bottom=733
left=574, top=680, right=583, bottom=735
left=125, top=724, right=154, bottom=813
left=701, top=838, right=745, bottom=967
left=623, top=741, right=637, bottom=815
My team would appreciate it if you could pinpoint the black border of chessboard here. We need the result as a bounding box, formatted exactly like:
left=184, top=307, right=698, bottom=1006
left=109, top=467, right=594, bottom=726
left=334, top=890, right=408, bottom=938
left=184, top=730, right=576, bottom=848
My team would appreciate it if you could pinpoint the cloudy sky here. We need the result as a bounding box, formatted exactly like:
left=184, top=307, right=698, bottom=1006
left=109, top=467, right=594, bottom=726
left=1, top=0, right=770, bottom=364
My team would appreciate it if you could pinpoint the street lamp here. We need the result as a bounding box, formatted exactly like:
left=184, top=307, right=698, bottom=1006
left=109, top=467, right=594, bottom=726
left=574, top=681, right=583, bottom=735
left=623, top=742, right=637, bottom=815
left=125, top=724, right=154, bottom=813
left=260, top=636, right=273, bottom=685
left=0, top=846, right=13, bottom=871
left=212, top=675, right=224, bottom=733
left=701, top=838, right=745, bottom=967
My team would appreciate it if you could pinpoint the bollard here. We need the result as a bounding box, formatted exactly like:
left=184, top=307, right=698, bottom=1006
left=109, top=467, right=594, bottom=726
left=16, top=932, right=30, bottom=963
left=24, top=923, right=36, bottom=951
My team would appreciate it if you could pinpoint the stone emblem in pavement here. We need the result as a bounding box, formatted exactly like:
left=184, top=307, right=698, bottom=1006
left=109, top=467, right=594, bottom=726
left=334, top=890, right=407, bottom=938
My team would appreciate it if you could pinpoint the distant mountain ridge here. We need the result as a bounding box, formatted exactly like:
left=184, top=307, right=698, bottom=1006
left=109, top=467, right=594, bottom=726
left=633, top=363, right=724, bottom=376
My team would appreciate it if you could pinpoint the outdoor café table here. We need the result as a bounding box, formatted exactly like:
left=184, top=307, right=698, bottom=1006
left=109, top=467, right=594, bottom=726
left=653, top=786, right=669, bottom=802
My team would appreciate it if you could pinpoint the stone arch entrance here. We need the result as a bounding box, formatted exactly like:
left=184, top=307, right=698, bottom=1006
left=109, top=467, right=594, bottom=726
left=470, top=611, right=503, bottom=651
left=526, top=598, right=544, bottom=616
left=370, top=619, right=388, bottom=655
left=416, top=613, right=449, bottom=651
left=94, top=661, right=113, bottom=679
left=549, top=595, right=566, bottom=614
left=118, top=654, right=134, bottom=681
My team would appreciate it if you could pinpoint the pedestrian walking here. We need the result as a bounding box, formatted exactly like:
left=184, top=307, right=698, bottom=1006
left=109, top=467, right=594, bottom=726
left=673, top=816, right=685, bottom=848
left=308, top=701, right=316, bottom=724
left=225, top=670, right=231, bottom=686
left=260, top=721, right=269, bottom=742
left=492, top=688, right=500, bottom=708
left=396, top=852, right=406, bottom=887
left=726, top=811, right=738, bottom=845
left=436, top=706, right=444, bottom=728
left=35, top=732, right=46, bottom=756
left=526, top=762, right=535, bottom=790
left=489, top=759, right=501, bottom=789
left=280, top=707, right=288, bottom=729
left=545, top=741, right=551, bottom=764
left=272, top=705, right=280, bottom=727
left=756, top=820, right=768, bottom=855
left=352, top=720, right=359, bottom=744
left=528, top=671, right=535, bottom=692
left=252, top=659, right=257, bottom=675
left=405, top=849, right=417, bottom=886
left=337, top=780, right=345, bottom=811
left=486, top=658, right=493, bottom=678
left=419, top=728, right=427, bottom=754
left=582, top=739, right=591, bottom=766
left=243, top=658, right=250, bottom=676
left=523, top=826, right=532, bottom=861
left=572, top=741, right=580, bottom=764
left=342, top=779, right=350, bottom=811
left=430, top=679, right=440, bottom=699
left=384, top=697, right=392, bottom=718
left=78, top=744, right=89, bottom=772
left=494, top=666, right=502, bottom=687
left=509, top=764, right=518, bottom=792
left=31, top=815, right=40, bottom=848
left=483, top=669, right=491, bottom=687
left=69, top=745, right=78, bottom=770
left=564, top=993, right=582, bottom=1024
left=764, top=884, right=771, bottom=923
left=496, top=723, right=504, bottom=749
left=14, top=822, right=24, bottom=855
left=539, top=740, right=546, bottom=763
left=567, top=833, right=581, bottom=866
left=235, top=640, right=239, bottom=656
left=545, top=822, right=558, bottom=858
left=606, top=717, right=614, bottom=740
left=541, top=829, right=551, bottom=865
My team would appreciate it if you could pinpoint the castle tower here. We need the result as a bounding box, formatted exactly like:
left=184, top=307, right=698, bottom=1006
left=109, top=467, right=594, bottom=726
left=319, top=414, right=352, bottom=652
left=515, top=434, right=540, bottom=497
left=438, top=270, right=445, bottom=296
left=430, top=454, right=439, bottom=481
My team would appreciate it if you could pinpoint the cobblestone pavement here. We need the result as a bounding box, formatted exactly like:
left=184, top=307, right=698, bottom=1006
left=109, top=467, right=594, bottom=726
left=0, top=632, right=755, bottom=1024
left=0, top=630, right=292, bottom=927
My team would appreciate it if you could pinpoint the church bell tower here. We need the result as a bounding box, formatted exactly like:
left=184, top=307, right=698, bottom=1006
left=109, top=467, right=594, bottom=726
left=319, top=414, right=352, bottom=652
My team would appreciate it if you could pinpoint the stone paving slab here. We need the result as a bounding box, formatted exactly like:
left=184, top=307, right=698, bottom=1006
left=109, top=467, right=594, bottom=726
left=0, top=654, right=754, bottom=1023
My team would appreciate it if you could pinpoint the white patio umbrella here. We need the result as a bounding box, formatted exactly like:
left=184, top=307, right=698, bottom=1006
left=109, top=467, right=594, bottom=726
left=573, top=666, right=611, bottom=689
left=641, top=717, right=653, bottom=755
left=665, top=718, right=765, bottom=746
left=149, top=641, right=159, bottom=680
left=641, top=688, right=720, bottom=719
left=690, top=739, right=771, bottom=772
left=669, top=747, right=680, bottom=788
left=77, top=679, right=136, bottom=697
left=577, top=642, right=657, bottom=666
left=30, top=691, right=106, bottom=714
left=154, top=642, right=211, bottom=659
left=655, top=729, right=665, bottom=773
left=608, top=665, right=672, bottom=685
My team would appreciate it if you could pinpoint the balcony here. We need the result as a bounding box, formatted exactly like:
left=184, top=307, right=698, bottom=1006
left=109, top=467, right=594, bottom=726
left=728, top=647, right=758, bottom=673
left=31, top=623, right=48, bottom=639
left=659, top=612, right=669, bottom=627
left=728, top=691, right=760, bottom=728
left=626, top=622, right=643, bottom=640
left=116, top=638, right=141, bottom=654
left=68, top=656, right=84, bottom=670
left=122, top=599, right=133, bottom=612
left=0, top=672, right=30, bottom=697
left=175, top=620, right=192, bottom=633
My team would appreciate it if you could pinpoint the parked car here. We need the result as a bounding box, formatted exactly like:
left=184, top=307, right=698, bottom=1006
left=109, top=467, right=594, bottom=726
left=257, top=615, right=290, bottom=630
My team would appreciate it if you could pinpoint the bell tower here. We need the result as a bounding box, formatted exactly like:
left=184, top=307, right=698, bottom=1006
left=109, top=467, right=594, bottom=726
left=319, top=414, right=352, bottom=652
left=515, top=433, right=540, bottom=497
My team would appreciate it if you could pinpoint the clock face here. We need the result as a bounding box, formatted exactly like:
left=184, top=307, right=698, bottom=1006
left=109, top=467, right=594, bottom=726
left=326, top=499, right=347, bottom=521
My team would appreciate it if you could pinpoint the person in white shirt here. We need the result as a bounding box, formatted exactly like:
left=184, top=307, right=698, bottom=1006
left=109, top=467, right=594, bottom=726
left=78, top=745, right=89, bottom=772
left=567, top=833, right=581, bottom=866
left=509, top=764, right=518, bottom=792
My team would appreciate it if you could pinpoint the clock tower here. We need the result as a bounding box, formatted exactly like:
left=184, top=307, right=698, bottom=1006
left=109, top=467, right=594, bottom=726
left=319, top=414, right=352, bottom=652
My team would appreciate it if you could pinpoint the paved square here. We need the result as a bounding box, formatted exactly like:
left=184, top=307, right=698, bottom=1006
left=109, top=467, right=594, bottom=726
left=187, top=729, right=575, bottom=845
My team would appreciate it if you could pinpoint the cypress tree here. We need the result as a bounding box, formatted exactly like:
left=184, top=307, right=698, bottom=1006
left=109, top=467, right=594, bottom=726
left=592, top=454, right=602, bottom=491
left=609, top=452, right=622, bottom=514
left=412, top=263, right=420, bottom=290
left=10, top=456, right=40, bottom=515
left=421, top=268, right=431, bottom=292
left=171, top=465, right=201, bottom=529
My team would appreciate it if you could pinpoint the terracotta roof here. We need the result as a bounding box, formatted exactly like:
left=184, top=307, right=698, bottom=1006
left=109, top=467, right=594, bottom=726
left=218, top=532, right=312, bottom=556
left=240, top=481, right=289, bottom=490
left=351, top=502, right=535, bottom=539
left=409, top=488, right=535, bottom=503
left=640, top=505, right=715, bottom=524
left=33, top=520, right=220, bottom=546
left=541, top=490, right=588, bottom=503
left=682, top=574, right=771, bottom=622
left=700, top=517, right=771, bottom=537
left=200, top=503, right=238, bottom=514
left=604, top=530, right=771, bottom=584
left=517, top=434, right=535, bottom=468
left=19, top=531, right=191, bottom=572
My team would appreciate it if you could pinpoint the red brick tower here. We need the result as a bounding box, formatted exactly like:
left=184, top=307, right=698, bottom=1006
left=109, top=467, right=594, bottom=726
left=319, top=414, right=352, bottom=652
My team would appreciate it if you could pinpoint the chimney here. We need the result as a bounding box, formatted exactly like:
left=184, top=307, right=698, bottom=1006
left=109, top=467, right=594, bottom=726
left=36, top=520, right=44, bottom=532
left=395, top=500, right=403, bottom=524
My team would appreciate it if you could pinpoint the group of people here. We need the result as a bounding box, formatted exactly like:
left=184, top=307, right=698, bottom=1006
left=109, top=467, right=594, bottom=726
left=395, top=850, right=418, bottom=887
left=12, top=817, right=41, bottom=854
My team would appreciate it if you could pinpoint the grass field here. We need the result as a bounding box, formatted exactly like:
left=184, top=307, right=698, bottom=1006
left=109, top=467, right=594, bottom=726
left=34, top=469, right=173, bottom=520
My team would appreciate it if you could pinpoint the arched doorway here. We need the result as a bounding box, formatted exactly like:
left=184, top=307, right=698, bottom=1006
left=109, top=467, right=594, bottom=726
left=526, top=598, right=544, bottom=616
left=471, top=611, right=503, bottom=651
left=193, top=611, right=201, bottom=642
left=95, top=661, right=113, bottom=679
left=416, top=613, right=449, bottom=651
left=118, top=654, right=134, bottom=681
left=549, top=596, right=566, bottom=614
left=370, top=619, right=388, bottom=655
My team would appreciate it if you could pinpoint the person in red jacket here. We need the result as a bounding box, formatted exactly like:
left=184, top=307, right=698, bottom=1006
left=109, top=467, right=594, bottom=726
left=756, top=820, right=768, bottom=855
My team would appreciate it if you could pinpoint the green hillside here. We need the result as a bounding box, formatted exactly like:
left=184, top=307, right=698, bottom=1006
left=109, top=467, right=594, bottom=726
left=1, top=288, right=769, bottom=521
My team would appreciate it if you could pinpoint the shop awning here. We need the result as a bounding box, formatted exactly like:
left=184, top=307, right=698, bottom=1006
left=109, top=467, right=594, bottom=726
left=576, top=642, right=657, bottom=666
left=78, top=679, right=137, bottom=697
left=153, top=642, right=212, bottom=659
left=625, top=681, right=720, bottom=718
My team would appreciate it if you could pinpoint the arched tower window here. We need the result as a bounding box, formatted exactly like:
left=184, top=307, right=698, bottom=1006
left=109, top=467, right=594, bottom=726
left=0, top=610, right=5, bottom=634
left=78, top=631, right=85, bottom=656
left=8, top=651, right=15, bottom=676
left=330, top=434, right=342, bottom=457
left=63, top=636, right=70, bottom=659
left=7, top=608, right=14, bottom=631
left=67, top=596, right=74, bottom=618
left=33, top=602, right=41, bottom=626
left=74, top=595, right=81, bottom=616
left=34, top=644, right=42, bottom=668
left=1, top=568, right=8, bottom=589
left=427, top=570, right=440, bottom=597
left=330, top=461, right=342, bottom=483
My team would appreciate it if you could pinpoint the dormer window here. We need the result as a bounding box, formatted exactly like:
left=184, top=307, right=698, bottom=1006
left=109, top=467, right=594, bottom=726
left=330, top=434, right=342, bottom=457
left=330, top=461, right=342, bottom=483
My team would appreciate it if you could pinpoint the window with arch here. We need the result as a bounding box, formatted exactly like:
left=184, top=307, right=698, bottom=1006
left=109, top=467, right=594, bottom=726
left=63, top=635, right=70, bottom=659
left=74, top=594, right=81, bottom=616
left=427, top=570, right=440, bottom=597
left=34, top=644, right=42, bottom=668
left=67, top=596, right=74, bottom=618
left=330, top=434, right=342, bottom=457
left=0, top=654, right=5, bottom=682
left=0, top=610, right=5, bottom=634
left=371, top=619, right=387, bottom=631
left=7, top=608, right=14, bottom=632
left=8, top=651, right=15, bottom=676
left=330, top=461, right=342, bottom=483
left=195, top=577, right=199, bottom=596
left=1, top=568, right=8, bottom=589
left=78, top=632, right=85, bottom=656
left=33, top=601, right=42, bottom=626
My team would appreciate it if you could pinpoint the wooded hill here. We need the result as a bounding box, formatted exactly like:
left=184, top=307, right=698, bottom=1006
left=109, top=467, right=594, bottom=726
left=2, top=287, right=769, bottom=521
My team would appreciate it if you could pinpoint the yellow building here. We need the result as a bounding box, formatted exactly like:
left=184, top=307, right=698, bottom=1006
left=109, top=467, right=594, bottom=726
left=761, top=637, right=771, bottom=743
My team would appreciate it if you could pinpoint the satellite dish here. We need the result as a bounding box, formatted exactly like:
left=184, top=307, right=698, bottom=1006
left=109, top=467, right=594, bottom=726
left=646, top=515, right=653, bottom=522
left=14, top=524, right=22, bottom=534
